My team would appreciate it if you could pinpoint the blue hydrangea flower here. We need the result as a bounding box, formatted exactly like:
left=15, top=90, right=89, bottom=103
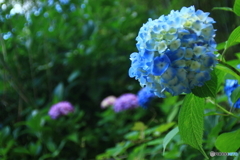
left=113, top=93, right=139, bottom=112
left=48, top=101, right=74, bottom=119
left=237, top=64, right=240, bottom=69
left=129, top=6, right=218, bottom=97
left=224, top=79, right=240, bottom=108
left=137, top=87, right=156, bottom=108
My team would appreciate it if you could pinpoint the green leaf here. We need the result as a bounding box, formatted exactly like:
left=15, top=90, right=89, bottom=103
left=216, top=41, right=227, bottom=50
left=53, top=82, right=64, bottom=101
left=225, top=26, right=240, bottom=49
left=1, top=140, right=14, bottom=155
left=146, top=138, right=163, bottom=146
left=68, top=70, right=80, bottom=82
left=178, top=93, right=208, bottom=159
left=67, top=133, right=79, bottom=143
left=155, top=122, right=175, bottom=133
left=131, top=121, right=147, bottom=131
left=28, top=142, right=42, bottom=156
left=13, top=147, right=30, bottom=155
left=163, top=127, right=179, bottom=153
left=124, top=131, right=139, bottom=140
left=46, top=141, right=56, bottom=152
left=215, top=129, right=240, bottom=152
left=167, top=100, right=181, bottom=123
left=215, top=68, right=227, bottom=92
left=206, top=121, right=224, bottom=150
left=231, top=86, right=240, bottom=104
left=212, top=7, right=233, bottom=12
left=192, top=70, right=217, bottom=98
left=216, top=64, right=240, bottom=82
left=234, top=0, right=240, bottom=16
left=26, top=112, right=44, bottom=133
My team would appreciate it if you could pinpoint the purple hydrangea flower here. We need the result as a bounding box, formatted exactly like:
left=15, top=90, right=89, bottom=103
left=113, top=93, right=139, bottom=112
left=100, top=96, right=117, bottom=108
left=224, top=79, right=240, bottom=108
left=48, top=101, right=74, bottom=119
left=137, top=87, right=156, bottom=108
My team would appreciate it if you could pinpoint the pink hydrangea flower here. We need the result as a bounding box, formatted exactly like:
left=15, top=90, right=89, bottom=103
left=100, top=96, right=117, bottom=108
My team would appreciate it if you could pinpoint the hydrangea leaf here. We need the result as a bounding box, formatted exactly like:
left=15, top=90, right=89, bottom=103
left=234, top=0, right=240, bottom=16
left=215, top=68, right=227, bottom=92
left=225, top=26, right=240, bottom=49
left=53, top=82, right=64, bottom=101
left=192, top=70, right=217, bottom=98
left=216, top=41, right=226, bottom=50
left=215, top=129, right=240, bottom=152
left=163, top=127, right=179, bottom=153
left=231, top=86, right=240, bottom=104
left=216, top=64, right=240, bottom=82
left=178, top=93, right=208, bottom=159
left=155, top=122, right=175, bottom=133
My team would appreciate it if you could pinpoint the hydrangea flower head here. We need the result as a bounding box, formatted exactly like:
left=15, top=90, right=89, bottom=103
left=113, top=93, right=139, bottom=112
left=48, top=101, right=74, bottom=119
left=129, top=6, right=217, bottom=97
left=224, top=79, right=240, bottom=108
left=100, top=96, right=117, bottom=108
left=137, top=87, right=156, bottom=108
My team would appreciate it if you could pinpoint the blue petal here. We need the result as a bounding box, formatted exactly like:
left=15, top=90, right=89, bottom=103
left=184, top=48, right=193, bottom=59
left=169, top=39, right=181, bottom=51
left=165, top=47, right=185, bottom=62
left=201, top=24, right=214, bottom=40
left=233, top=98, right=240, bottom=109
left=224, top=79, right=239, bottom=97
left=153, top=24, right=162, bottom=33
left=151, top=55, right=170, bottom=76
left=142, top=50, right=155, bottom=62
left=193, top=46, right=206, bottom=57
left=169, top=83, right=186, bottom=96
left=181, top=34, right=197, bottom=47
left=201, top=52, right=216, bottom=67
left=161, top=67, right=176, bottom=82
left=192, top=20, right=203, bottom=35
left=146, top=39, right=156, bottom=51
left=128, top=67, right=137, bottom=78
left=189, top=60, right=201, bottom=72
left=178, top=29, right=190, bottom=38
left=176, top=68, right=187, bottom=81
left=190, top=71, right=210, bottom=87
left=195, top=9, right=210, bottom=21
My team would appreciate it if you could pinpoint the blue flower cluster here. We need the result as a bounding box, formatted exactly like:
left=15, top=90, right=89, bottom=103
left=137, top=87, right=156, bottom=108
left=129, top=6, right=218, bottom=97
left=113, top=93, right=139, bottom=112
left=224, top=79, right=240, bottom=109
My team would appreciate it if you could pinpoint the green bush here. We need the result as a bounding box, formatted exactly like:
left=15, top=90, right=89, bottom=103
left=1, top=0, right=240, bottom=159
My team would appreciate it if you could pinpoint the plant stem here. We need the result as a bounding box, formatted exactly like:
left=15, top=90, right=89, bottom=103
left=217, top=59, right=240, bottom=76
left=221, top=48, right=227, bottom=61
left=207, top=98, right=240, bottom=120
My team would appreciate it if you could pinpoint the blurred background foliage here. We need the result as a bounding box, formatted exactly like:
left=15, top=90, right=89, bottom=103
left=0, top=0, right=239, bottom=159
